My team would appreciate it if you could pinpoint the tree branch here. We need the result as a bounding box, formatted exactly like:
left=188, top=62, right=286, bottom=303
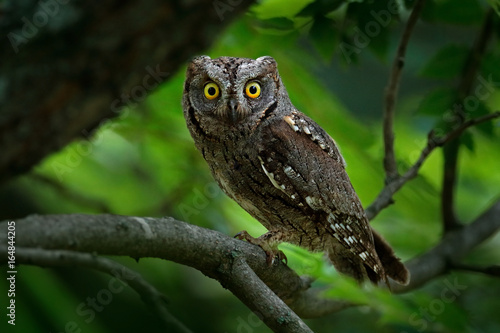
left=2, top=204, right=500, bottom=320
left=383, top=0, right=426, bottom=182
left=0, top=214, right=317, bottom=330
left=450, top=263, right=500, bottom=278
left=392, top=200, right=500, bottom=292
left=220, top=257, right=313, bottom=333
left=441, top=9, right=495, bottom=234
left=441, top=140, right=461, bottom=231
left=15, top=247, right=191, bottom=333
left=366, top=111, right=500, bottom=220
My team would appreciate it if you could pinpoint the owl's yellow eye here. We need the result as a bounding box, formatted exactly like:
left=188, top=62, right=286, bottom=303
left=245, top=81, right=261, bottom=99
left=204, top=82, right=220, bottom=100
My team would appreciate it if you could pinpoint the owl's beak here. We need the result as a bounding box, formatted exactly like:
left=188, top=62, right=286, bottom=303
left=228, top=99, right=239, bottom=123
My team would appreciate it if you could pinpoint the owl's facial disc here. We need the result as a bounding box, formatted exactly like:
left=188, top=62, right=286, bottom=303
left=190, top=56, right=278, bottom=126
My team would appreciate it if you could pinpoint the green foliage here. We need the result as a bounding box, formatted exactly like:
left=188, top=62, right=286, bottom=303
left=309, top=15, right=339, bottom=60
left=417, top=87, right=456, bottom=116
left=419, top=44, right=470, bottom=79
left=6, top=0, right=500, bottom=332
left=421, top=0, right=484, bottom=25
left=296, top=0, right=344, bottom=17
left=489, top=0, right=500, bottom=16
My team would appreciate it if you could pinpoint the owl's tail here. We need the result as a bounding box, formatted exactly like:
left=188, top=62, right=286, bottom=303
left=371, top=228, right=410, bottom=286
left=327, top=228, right=410, bottom=288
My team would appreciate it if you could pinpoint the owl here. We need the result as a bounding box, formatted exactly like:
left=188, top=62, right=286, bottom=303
left=182, top=55, right=409, bottom=286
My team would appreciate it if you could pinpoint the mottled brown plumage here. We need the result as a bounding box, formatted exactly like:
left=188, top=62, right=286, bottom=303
left=182, top=55, right=409, bottom=286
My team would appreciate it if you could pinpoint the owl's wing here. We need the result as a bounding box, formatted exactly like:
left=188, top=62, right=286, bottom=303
left=257, top=110, right=384, bottom=277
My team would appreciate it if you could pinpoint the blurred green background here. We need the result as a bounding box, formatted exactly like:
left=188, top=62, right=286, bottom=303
left=1, top=0, right=500, bottom=332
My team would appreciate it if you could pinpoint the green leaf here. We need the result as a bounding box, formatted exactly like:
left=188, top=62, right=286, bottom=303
left=403, top=0, right=415, bottom=9
left=469, top=102, right=495, bottom=137
left=367, top=23, right=390, bottom=61
left=337, top=33, right=361, bottom=65
left=296, top=0, right=344, bottom=17
left=252, top=0, right=316, bottom=19
left=480, top=51, right=500, bottom=86
left=345, top=0, right=399, bottom=61
left=461, top=130, right=476, bottom=152
left=325, top=276, right=370, bottom=304
left=255, top=17, right=295, bottom=30
left=420, top=44, right=469, bottom=79
left=487, top=0, right=500, bottom=17
left=422, top=0, right=484, bottom=25
left=417, top=88, right=456, bottom=116
left=309, top=15, right=339, bottom=60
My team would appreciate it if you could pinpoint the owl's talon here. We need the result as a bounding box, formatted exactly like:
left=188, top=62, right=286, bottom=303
left=234, top=230, right=257, bottom=242
left=277, top=250, right=288, bottom=265
left=266, top=249, right=287, bottom=266
left=234, top=230, right=286, bottom=266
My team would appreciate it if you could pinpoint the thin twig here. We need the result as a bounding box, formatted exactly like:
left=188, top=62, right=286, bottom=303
left=441, top=9, right=495, bottom=234
left=405, top=111, right=500, bottom=180
left=366, top=111, right=500, bottom=220
left=435, top=111, right=500, bottom=145
left=15, top=247, right=192, bottom=333
left=383, top=0, right=426, bottom=182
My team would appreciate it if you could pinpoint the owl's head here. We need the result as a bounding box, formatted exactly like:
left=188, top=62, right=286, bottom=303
left=183, top=56, right=290, bottom=137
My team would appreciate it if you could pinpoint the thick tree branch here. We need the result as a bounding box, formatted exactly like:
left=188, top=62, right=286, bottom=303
left=2, top=204, right=500, bottom=320
left=383, top=0, right=426, bottom=182
left=0, top=214, right=317, bottom=331
left=15, top=247, right=191, bottom=333
left=220, top=258, right=313, bottom=333
left=366, top=111, right=500, bottom=220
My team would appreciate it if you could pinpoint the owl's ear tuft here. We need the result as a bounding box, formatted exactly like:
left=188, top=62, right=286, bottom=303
left=192, top=55, right=211, bottom=63
left=256, top=56, right=276, bottom=66
left=186, top=55, right=210, bottom=77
